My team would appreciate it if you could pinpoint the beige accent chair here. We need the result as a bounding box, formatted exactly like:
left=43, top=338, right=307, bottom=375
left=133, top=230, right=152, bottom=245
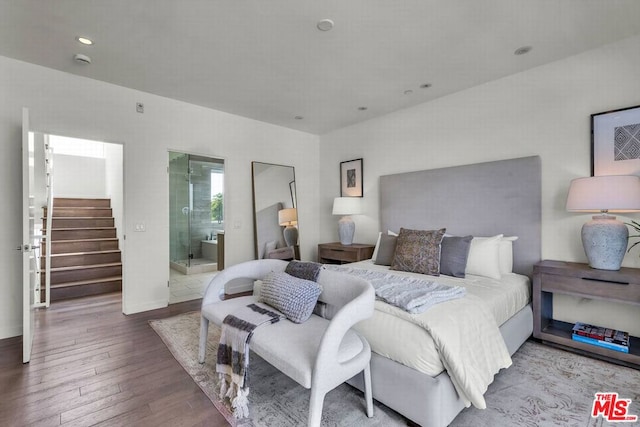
left=265, top=245, right=295, bottom=260
left=199, top=259, right=375, bottom=427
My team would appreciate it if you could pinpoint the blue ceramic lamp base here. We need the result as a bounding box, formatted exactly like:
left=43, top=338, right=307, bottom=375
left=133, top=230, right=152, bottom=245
left=581, top=214, right=628, bottom=270
left=283, top=226, right=298, bottom=247
left=338, top=216, right=355, bottom=246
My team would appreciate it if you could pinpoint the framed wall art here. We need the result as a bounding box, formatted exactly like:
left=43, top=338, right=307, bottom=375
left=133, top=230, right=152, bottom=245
left=340, top=158, right=363, bottom=197
left=591, top=105, right=640, bottom=176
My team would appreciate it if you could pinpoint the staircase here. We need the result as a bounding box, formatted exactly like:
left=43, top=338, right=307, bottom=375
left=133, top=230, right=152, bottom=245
left=42, top=198, right=122, bottom=301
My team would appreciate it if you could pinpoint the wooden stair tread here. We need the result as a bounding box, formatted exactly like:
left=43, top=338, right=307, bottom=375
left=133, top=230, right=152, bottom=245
left=54, top=197, right=110, bottom=200
left=50, top=262, right=122, bottom=272
left=43, top=237, right=119, bottom=243
left=50, top=276, right=122, bottom=288
left=48, top=227, right=116, bottom=231
left=49, top=206, right=112, bottom=209
left=45, top=208, right=113, bottom=214
left=48, top=250, right=121, bottom=258
left=43, top=216, right=115, bottom=220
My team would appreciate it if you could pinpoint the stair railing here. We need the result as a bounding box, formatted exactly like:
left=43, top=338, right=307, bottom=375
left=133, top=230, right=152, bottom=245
left=42, top=137, right=53, bottom=308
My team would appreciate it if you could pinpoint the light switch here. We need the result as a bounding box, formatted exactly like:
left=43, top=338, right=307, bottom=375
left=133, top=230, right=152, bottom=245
left=134, top=222, right=146, bottom=232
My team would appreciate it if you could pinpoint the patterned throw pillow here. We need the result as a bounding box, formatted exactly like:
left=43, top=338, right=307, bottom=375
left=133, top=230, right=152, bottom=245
left=260, top=272, right=323, bottom=323
left=390, top=228, right=446, bottom=275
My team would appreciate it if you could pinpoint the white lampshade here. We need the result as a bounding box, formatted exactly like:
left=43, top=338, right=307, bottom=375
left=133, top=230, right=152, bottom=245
left=332, top=197, right=362, bottom=216
left=278, top=208, right=297, bottom=226
left=566, top=175, right=640, bottom=270
left=566, top=175, right=640, bottom=212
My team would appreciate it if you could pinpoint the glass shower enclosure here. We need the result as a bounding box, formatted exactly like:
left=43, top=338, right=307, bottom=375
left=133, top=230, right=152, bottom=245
left=169, top=151, right=224, bottom=274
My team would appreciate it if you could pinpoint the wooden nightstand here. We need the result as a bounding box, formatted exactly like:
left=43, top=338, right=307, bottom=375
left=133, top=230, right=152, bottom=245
left=533, top=260, right=640, bottom=369
left=317, top=242, right=375, bottom=264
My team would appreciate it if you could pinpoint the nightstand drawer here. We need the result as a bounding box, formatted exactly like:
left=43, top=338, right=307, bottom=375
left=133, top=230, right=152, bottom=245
left=317, top=242, right=375, bottom=264
left=539, top=273, right=640, bottom=305
left=319, top=247, right=358, bottom=263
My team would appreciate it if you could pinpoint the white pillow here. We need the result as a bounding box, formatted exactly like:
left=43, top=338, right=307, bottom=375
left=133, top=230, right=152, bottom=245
left=371, top=232, right=383, bottom=260
left=465, top=235, right=503, bottom=280
left=499, top=236, right=518, bottom=274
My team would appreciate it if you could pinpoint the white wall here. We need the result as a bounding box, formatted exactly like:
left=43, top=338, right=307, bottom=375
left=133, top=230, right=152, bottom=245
left=104, top=143, right=124, bottom=252
left=0, top=55, right=319, bottom=339
left=319, top=35, right=640, bottom=336
left=52, top=153, right=106, bottom=198
left=51, top=144, right=124, bottom=264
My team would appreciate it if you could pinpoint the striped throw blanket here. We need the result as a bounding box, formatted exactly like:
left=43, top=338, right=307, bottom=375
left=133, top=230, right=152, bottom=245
left=325, top=265, right=466, bottom=314
left=216, top=303, right=283, bottom=419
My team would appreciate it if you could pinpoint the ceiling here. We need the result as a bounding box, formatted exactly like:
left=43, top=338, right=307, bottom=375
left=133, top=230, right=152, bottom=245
left=1, top=1, right=640, bottom=135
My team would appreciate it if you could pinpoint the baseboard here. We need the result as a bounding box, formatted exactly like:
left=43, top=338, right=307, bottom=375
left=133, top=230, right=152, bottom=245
left=0, top=322, right=23, bottom=340
left=123, top=298, right=168, bottom=315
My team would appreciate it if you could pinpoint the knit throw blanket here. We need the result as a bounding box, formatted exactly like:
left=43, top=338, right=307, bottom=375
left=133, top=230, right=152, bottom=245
left=325, top=265, right=466, bottom=314
left=216, top=303, right=283, bottom=419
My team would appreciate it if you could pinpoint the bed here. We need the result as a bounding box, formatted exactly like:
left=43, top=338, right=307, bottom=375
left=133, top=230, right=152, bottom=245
left=340, top=156, right=542, bottom=427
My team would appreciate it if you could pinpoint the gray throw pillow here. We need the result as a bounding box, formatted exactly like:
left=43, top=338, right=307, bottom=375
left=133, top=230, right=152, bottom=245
left=440, top=235, right=473, bottom=277
left=390, top=228, right=446, bottom=275
left=374, top=234, right=397, bottom=266
left=260, top=272, right=323, bottom=323
left=285, top=260, right=323, bottom=282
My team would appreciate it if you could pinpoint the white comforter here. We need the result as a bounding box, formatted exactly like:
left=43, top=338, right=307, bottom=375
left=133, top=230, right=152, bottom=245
left=329, top=263, right=514, bottom=409
left=372, top=292, right=511, bottom=409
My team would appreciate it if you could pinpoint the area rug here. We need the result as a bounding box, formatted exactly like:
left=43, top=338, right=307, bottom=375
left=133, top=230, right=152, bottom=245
left=149, top=311, right=406, bottom=426
left=150, top=312, right=640, bottom=427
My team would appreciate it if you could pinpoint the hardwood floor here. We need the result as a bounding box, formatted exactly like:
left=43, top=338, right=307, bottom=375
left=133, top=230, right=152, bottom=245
left=0, top=293, right=229, bottom=426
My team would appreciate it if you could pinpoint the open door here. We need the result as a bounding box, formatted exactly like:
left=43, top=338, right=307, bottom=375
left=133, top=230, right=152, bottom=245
left=22, top=107, right=40, bottom=363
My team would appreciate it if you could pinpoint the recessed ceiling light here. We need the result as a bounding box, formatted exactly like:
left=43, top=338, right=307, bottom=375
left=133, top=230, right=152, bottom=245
left=294, top=115, right=304, bottom=120
left=76, top=36, right=93, bottom=45
left=514, top=46, right=532, bottom=56
left=317, top=19, right=334, bottom=31
left=357, top=106, right=368, bottom=111
left=420, top=83, right=432, bottom=89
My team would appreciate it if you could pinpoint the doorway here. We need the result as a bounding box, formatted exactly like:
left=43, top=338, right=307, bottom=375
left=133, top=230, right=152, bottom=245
left=43, top=134, right=124, bottom=304
left=168, top=151, right=224, bottom=303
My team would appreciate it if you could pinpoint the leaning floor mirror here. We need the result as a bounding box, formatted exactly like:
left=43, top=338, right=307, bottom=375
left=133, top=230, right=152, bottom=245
left=251, top=162, right=300, bottom=260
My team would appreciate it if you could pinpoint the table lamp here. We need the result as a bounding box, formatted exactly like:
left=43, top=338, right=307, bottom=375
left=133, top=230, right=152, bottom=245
left=566, top=175, right=640, bottom=270
left=278, top=208, right=298, bottom=247
left=332, top=197, right=362, bottom=245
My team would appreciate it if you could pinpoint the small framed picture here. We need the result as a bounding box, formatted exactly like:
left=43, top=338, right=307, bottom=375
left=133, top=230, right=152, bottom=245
left=340, top=158, right=363, bottom=197
left=592, top=105, right=640, bottom=176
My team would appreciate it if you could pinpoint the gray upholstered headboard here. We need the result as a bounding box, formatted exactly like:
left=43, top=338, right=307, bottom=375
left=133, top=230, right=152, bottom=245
left=380, top=156, right=541, bottom=277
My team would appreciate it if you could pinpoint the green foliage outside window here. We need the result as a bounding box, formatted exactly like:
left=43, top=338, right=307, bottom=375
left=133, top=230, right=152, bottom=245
left=211, top=193, right=223, bottom=223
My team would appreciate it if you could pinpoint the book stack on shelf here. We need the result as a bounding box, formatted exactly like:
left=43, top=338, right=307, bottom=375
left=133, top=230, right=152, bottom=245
left=572, top=322, right=630, bottom=353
